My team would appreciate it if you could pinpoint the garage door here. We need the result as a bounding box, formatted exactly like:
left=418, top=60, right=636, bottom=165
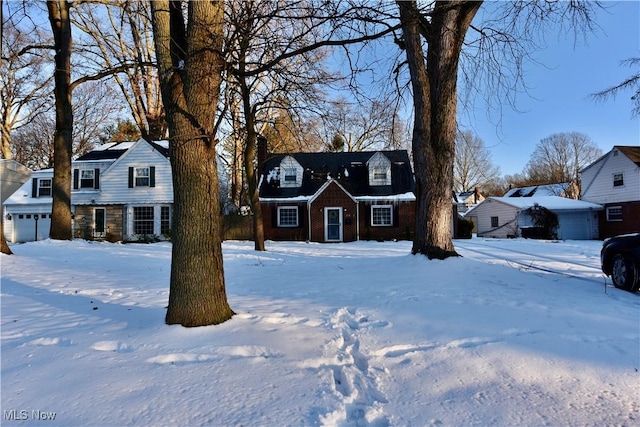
left=557, top=212, right=594, bottom=240
left=11, top=213, right=51, bottom=242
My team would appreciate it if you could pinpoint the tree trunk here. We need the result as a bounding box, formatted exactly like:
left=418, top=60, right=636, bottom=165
left=151, top=0, right=233, bottom=327
left=47, top=0, right=74, bottom=241
left=1, top=220, right=12, bottom=255
left=398, top=0, right=480, bottom=259
left=243, top=130, right=265, bottom=251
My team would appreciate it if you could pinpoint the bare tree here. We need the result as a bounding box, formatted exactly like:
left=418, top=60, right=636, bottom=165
left=396, top=0, right=601, bottom=259
left=73, top=2, right=166, bottom=140
left=315, top=97, right=407, bottom=152
left=524, top=131, right=602, bottom=197
left=453, top=130, right=500, bottom=193
left=151, top=0, right=234, bottom=327
left=591, top=57, right=640, bottom=117
left=1, top=11, right=53, bottom=160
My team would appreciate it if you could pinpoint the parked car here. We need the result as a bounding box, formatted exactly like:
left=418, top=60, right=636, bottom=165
left=601, top=233, right=640, bottom=292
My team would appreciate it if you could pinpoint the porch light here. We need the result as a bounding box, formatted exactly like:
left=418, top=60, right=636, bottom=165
left=5, top=214, right=11, bottom=221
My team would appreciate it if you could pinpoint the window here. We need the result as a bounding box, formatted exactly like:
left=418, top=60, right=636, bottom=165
left=371, top=205, right=393, bottom=226
left=81, top=170, right=95, bottom=188
left=277, top=206, right=298, bottom=227
left=606, top=206, right=623, bottom=222
left=613, top=173, right=624, bottom=187
left=38, top=179, right=52, bottom=197
left=133, top=206, right=154, bottom=235
left=373, top=168, right=388, bottom=181
left=129, top=166, right=155, bottom=188
left=161, top=206, right=171, bottom=235
left=283, top=168, right=297, bottom=183
left=135, top=168, right=150, bottom=187
left=491, top=216, right=499, bottom=228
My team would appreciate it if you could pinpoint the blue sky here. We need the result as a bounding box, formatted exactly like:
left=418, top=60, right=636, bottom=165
left=460, top=1, right=639, bottom=176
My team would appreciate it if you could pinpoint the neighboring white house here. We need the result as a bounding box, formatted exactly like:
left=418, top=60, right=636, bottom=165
left=455, top=188, right=485, bottom=213
left=3, top=139, right=173, bottom=243
left=465, top=196, right=603, bottom=240
left=580, top=145, right=640, bottom=238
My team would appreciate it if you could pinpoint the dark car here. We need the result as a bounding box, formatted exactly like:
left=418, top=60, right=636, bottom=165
left=601, top=233, right=640, bottom=292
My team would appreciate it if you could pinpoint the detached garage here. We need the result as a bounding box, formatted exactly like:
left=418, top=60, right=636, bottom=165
left=464, top=196, right=603, bottom=240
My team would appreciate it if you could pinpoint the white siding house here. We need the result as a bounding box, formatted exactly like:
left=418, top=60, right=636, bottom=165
left=465, top=196, right=602, bottom=240
left=3, top=139, right=173, bottom=243
left=580, top=145, right=640, bottom=238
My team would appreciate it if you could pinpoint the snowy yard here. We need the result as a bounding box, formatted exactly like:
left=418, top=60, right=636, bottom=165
left=1, top=238, right=638, bottom=426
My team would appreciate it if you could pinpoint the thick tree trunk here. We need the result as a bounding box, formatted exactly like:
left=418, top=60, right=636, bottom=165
left=151, top=0, right=233, bottom=327
left=47, top=0, right=73, bottom=240
left=398, top=0, right=480, bottom=259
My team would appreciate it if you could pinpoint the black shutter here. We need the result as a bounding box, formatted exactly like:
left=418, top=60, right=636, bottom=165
left=298, top=205, right=304, bottom=228
left=94, top=168, right=100, bottom=189
left=32, top=178, right=38, bottom=198
left=393, top=205, right=399, bottom=227
left=128, top=167, right=134, bottom=188
left=150, top=166, right=156, bottom=187
left=272, top=206, right=278, bottom=228
left=73, top=169, right=79, bottom=189
left=365, top=203, right=371, bottom=226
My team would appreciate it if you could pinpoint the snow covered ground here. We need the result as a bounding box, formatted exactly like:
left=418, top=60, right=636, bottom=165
left=1, top=238, right=638, bottom=426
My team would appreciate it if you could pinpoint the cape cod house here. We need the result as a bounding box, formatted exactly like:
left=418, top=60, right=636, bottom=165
left=3, top=139, right=173, bottom=243
left=257, top=139, right=416, bottom=243
left=580, top=145, right=640, bottom=238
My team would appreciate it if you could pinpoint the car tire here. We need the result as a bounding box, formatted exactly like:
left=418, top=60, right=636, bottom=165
left=611, top=253, right=639, bottom=292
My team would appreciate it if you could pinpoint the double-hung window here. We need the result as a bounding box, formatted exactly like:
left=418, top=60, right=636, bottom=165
left=491, top=216, right=499, bottom=228
left=613, top=173, right=624, bottom=187
left=371, top=205, right=392, bottom=226
left=129, top=166, right=155, bottom=188
left=161, top=206, right=171, bottom=235
left=38, top=179, right=52, bottom=197
left=277, top=206, right=298, bottom=227
left=606, top=206, right=623, bottom=222
left=135, top=167, right=150, bottom=187
left=80, top=170, right=95, bottom=188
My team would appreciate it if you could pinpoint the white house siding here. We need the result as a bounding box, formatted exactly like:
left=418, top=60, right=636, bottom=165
left=73, top=140, right=173, bottom=206
left=581, top=148, right=640, bottom=204
left=467, top=199, right=520, bottom=238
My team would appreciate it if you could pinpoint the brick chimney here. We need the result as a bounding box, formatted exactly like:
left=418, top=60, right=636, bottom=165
left=257, top=136, right=268, bottom=168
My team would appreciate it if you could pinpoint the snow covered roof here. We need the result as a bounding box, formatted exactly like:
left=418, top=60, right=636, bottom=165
left=490, top=196, right=602, bottom=211
left=504, top=183, right=570, bottom=197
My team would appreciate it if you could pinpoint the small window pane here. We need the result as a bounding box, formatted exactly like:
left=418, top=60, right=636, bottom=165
left=161, top=206, right=171, bottom=235
left=613, top=173, right=624, bottom=187
left=278, top=207, right=298, bottom=227
left=372, top=205, right=392, bottom=226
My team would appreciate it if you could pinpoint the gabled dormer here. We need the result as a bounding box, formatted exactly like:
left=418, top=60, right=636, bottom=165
left=366, top=152, right=391, bottom=186
left=279, top=156, right=303, bottom=188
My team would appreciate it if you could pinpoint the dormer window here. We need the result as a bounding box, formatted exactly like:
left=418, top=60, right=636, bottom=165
left=73, top=168, right=100, bottom=190
left=367, top=152, right=391, bottom=186
left=279, top=156, right=302, bottom=188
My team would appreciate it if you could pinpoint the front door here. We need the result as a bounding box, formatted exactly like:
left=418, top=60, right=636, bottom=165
left=324, top=207, right=342, bottom=242
left=94, top=208, right=106, bottom=238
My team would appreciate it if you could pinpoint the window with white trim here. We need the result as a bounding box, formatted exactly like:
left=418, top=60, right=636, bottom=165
left=133, top=206, right=154, bottom=235
left=80, top=169, right=95, bottom=188
left=606, top=206, right=623, bottom=222
left=135, top=167, right=150, bottom=187
left=161, top=206, right=171, bottom=235
left=613, top=173, right=624, bottom=187
left=277, top=206, right=298, bottom=227
left=38, top=179, right=52, bottom=197
left=371, top=205, right=392, bottom=226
